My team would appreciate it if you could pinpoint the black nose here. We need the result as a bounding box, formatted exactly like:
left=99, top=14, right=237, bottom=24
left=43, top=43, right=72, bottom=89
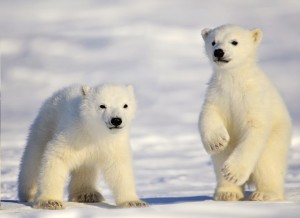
left=111, top=117, right=122, bottom=126
left=214, top=49, right=224, bottom=58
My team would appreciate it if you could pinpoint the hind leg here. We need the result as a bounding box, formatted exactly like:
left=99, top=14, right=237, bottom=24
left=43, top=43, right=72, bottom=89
left=249, top=127, right=290, bottom=201
left=214, top=179, right=244, bottom=201
left=18, top=133, right=49, bottom=202
left=18, top=148, right=40, bottom=202
left=212, top=152, right=245, bottom=201
left=68, top=164, right=104, bottom=203
left=250, top=164, right=285, bottom=201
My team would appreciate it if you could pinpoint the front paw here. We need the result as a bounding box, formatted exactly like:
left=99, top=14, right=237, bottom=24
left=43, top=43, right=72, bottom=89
left=221, top=161, right=250, bottom=186
left=118, top=200, right=149, bottom=208
left=33, top=199, right=64, bottom=210
left=202, top=127, right=230, bottom=154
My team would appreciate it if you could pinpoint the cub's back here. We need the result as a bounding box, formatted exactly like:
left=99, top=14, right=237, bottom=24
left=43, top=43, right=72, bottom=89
left=34, top=85, right=83, bottom=134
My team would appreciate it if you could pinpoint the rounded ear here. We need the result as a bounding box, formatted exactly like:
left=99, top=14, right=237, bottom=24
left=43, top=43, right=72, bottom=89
left=81, top=85, right=91, bottom=96
left=127, top=84, right=135, bottom=97
left=251, top=28, right=263, bottom=45
left=201, top=28, right=211, bottom=40
left=127, top=85, right=137, bottom=114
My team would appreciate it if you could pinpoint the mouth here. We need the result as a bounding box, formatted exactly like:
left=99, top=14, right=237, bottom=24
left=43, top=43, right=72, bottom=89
left=108, top=126, right=123, bottom=130
left=106, top=123, right=123, bottom=130
left=214, top=58, right=230, bottom=64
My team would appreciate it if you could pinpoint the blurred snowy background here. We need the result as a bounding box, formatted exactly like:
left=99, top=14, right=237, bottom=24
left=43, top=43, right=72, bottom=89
left=1, top=0, right=300, bottom=217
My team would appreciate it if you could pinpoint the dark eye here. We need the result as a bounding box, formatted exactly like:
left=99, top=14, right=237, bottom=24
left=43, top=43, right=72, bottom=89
left=231, top=40, right=238, bottom=46
left=211, top=41, right=216, bottom=46
left=123, top=104, right=128, bottom=109
left=99, top=105, right=106, bottom=109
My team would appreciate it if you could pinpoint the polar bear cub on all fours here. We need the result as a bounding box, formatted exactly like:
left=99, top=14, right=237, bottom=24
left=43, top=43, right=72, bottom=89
left=199, top=25, right=292, bottom=201
left=18, top=84, right=148, bottom=209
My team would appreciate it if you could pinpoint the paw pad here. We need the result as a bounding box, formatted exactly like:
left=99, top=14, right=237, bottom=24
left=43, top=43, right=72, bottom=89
left=70, top=191, right=105, bottom=203
left=33, top=200, right=64, bottom=210
left=119, top=200, right=149, bottom=208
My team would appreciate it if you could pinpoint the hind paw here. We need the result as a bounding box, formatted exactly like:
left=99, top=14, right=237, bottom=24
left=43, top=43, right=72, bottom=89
left=118, top=200, right=149, bottom=208
left=69, top=191, right=105, bottom=203
left=214, top=191, right=244, bottom=201
left=249, top=191, right=284, bottom=201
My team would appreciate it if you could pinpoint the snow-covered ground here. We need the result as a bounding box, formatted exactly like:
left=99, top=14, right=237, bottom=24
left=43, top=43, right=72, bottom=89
left=1, top=0, right=300, bottom=217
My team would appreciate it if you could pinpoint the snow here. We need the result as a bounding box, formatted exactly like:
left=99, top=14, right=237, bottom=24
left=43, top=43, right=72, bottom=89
left=1, top=0, right=300, bottom=217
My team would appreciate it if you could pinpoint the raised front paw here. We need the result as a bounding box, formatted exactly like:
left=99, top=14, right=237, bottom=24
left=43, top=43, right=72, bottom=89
left=33, top=199, right=64, bottom=210
left=221, top=161, right=250, bottom=186
left=118, top=200, right=149, bottom=208
left=69, top=190, right=105, bottom=203
left=202, top=127, right=230, bottom=154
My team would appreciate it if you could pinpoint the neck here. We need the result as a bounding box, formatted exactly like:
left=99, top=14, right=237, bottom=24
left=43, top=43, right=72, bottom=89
left=213, top=60, right=258, bottom=76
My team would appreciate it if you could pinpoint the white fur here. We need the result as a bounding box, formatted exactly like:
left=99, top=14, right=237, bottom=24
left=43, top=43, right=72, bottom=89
left=18, top=84, right=148, bottom=209
left=199, top=25, right=292, bottom=201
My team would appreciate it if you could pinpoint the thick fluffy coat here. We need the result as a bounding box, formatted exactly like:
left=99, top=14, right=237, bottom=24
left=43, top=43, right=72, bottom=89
left=199, top=25, right=291, bottom=201
left=18, top=84, right=148, bottom=209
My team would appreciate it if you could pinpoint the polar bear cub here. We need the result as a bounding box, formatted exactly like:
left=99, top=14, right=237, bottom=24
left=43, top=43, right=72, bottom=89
left=18, top=84, right=148, bottom=209
left=199, top=25, right=291, bottom=201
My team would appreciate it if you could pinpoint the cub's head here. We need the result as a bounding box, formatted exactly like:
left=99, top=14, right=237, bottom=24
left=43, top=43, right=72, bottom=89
left=80, top=84, right=136, bottom=135
left=201, top=25, right=263, bottom=69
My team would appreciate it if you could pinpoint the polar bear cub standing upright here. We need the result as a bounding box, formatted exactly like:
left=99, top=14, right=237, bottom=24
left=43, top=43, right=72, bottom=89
left=18, top=84, right=148, bottom=209
left=199, top=25, right=291, bottom=201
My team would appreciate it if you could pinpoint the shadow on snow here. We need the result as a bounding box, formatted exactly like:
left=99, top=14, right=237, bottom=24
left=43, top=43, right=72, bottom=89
left=142, top=195, right=212, bottom=205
